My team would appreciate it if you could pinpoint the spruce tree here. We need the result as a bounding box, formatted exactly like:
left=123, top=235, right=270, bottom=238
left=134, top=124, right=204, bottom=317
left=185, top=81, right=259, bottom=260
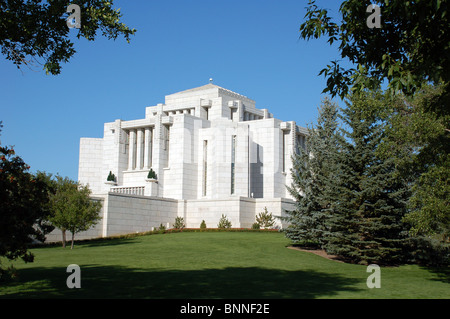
left=284, top=97, right=340, bottom=247
left=326, top=92, right=410, bottom=264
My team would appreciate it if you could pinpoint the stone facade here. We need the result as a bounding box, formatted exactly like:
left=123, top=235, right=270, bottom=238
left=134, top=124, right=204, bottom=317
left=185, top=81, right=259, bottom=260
left=47, top=84, right=307, bottom=241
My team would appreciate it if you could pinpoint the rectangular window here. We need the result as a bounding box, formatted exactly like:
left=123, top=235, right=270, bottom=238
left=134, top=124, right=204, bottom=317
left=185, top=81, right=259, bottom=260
left=282, top=131, right=288, bottom=173
left=231, top=135, right=236, bottom=194
left=297, top=134, right=306, bottom=153
left=149, top=128, right=153, bottom=168
left=231, top=108, right=237, bottom=121
left=203, top=140, right=208, bottom=196
left=164, top=126, right=170, bottom=150
left=163, top=125, right=170, bottom=168
left=203, top=107, right=209, bottom=121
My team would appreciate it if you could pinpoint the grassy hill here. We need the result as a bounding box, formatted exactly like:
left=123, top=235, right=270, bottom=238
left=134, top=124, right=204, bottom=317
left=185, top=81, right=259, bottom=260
left=1, top=231, right=448, bottom=299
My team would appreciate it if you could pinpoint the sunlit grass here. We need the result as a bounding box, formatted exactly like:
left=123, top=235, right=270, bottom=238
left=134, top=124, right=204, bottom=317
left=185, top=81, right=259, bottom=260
left=1, top=231, right=448, bottom=299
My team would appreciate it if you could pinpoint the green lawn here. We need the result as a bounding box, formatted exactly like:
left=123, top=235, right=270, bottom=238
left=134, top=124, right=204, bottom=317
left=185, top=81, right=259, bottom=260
left=0, top=231, right=448, bottom=299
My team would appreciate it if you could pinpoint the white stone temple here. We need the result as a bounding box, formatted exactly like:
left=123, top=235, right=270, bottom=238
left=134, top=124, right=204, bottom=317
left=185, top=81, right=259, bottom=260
left=48, top=83, right=308, bottom=241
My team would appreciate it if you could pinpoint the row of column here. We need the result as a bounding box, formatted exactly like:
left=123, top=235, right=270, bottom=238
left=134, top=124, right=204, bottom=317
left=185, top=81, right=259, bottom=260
left=128, top=127, right=153, bottom=170
left=243, top=112, right=263, bottom=121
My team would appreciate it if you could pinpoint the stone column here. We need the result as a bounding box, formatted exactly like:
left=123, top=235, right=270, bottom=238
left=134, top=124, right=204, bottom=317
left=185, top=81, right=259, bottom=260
left=238, top=101, right=244, bottom=122
left=128, top=129, right=136, bottom=170
left=136, top=128, right=144, bottom=170
left=144, top=127, right=152, bottom=169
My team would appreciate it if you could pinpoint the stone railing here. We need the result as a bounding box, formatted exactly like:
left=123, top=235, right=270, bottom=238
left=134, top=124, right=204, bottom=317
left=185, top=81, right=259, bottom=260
left=110, top=186, right=145, bottom=196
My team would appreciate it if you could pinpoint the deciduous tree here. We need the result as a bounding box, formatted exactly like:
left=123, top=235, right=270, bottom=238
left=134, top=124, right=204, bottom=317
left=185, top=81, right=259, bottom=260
left=49, top=176, right=102, bottom=249
left=0, top=0, right=136, bottom=75
left=378, top=85, right=450, bottom=241
left=299, top=0, right=449, bottom=244
left=0, top=125, right=54, bottom=268
left=300, top=0, right=449, bottom=110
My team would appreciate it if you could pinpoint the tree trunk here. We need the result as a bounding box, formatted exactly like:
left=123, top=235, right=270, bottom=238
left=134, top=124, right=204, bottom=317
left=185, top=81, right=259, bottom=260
left=71, top=232, right=75, bottom=250
left=62, top=229, right=66, bottom=248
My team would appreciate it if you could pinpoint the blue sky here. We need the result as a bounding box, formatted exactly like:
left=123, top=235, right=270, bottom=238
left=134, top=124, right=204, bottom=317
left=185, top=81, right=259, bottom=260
left=0, top=0, right=346, bottom=181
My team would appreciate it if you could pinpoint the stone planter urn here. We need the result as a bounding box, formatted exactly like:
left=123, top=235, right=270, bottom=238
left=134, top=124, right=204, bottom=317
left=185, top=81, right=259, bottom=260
left=105, top=171, right=117, bottom=186
left=145, top=178, right=158, bottom=196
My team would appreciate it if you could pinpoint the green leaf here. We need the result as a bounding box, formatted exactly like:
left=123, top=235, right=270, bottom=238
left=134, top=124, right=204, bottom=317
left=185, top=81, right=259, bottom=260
left=388, top=66, right=394, bottom=77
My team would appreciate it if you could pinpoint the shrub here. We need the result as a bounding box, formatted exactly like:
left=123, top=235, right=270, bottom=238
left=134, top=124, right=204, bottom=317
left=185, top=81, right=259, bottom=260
left=173, top=217, right=185, bottom=230
left=200, top=220, right=207, bottom=229
left=218, top=214, right=232, bottom=229
left=407, top=236, right=450, bottom=266
left=0, top=264, right=17, bottom=283
left=158, top=223, right=166, bottom=234
left=251, top=222, right=260, bottom=230
left=256, top=207, right=275, bottom=229
left=147, top=168, right=157, bottom=179
left=107, top=171, right=116, bottom=182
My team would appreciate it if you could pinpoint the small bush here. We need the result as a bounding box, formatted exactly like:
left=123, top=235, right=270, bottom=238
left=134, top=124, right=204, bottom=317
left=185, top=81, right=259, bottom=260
left=147, top=168, right=157, bottom=179
left=158, top=223, right=166, bottom=234
left=0, top=264, right=17, bottom=283
left=256, top=207, right=275, bottom=229
left=200, top=220, right=207, bottom=229
left=407, top=236, right=450, bottom=266
left=251, top=222, right=260, bottom=230
left=173, top=217, right=185, bottom=230
left=218, top=214, right=232, bottom=229
left=107, top=171, right=116, bottom=182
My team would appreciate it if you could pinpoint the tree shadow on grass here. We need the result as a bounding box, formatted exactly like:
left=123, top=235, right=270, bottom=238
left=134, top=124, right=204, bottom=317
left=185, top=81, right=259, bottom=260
left=420, top=266, right=450, bottom=284
left=31, top=237, right=140, bottom=250
left=73, top=237, right=140, bottom=248
left=1, top=264, right=361, bottom=299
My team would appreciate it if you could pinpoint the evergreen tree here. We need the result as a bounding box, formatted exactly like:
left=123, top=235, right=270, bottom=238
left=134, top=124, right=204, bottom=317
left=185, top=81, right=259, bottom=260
left=326, top=92, right=410, bottom=265
left=283, top=97, right=340, bottom=247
